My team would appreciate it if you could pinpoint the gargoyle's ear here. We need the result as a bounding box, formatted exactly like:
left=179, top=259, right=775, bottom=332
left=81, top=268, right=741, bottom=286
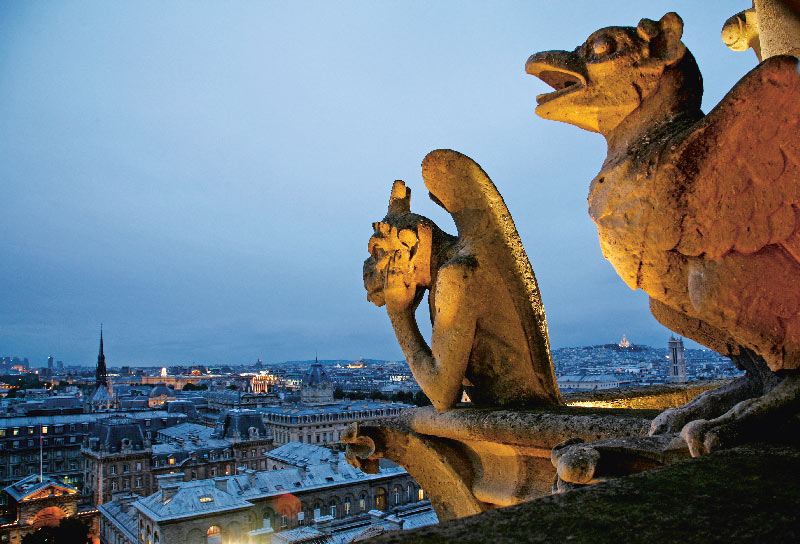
left=638, top=12, right=686, bottom=67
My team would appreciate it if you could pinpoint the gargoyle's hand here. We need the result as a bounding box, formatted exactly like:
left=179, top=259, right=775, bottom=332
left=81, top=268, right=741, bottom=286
left=383, top=225, right=424, bottom=312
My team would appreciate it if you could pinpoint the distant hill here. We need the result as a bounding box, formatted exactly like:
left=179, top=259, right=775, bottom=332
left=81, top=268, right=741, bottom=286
left=275, top=358, right=398, bottom=366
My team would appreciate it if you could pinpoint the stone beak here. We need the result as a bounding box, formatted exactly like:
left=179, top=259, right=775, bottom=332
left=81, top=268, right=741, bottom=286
left=525, top=50, right=588, bottom=107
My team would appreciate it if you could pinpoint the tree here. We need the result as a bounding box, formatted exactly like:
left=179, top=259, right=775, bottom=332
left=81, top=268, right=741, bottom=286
left=182, top=383, right=207, bottom=391
left=413, top=390, right=432, bottom=407
left=22, top=517, right=89, bottom=544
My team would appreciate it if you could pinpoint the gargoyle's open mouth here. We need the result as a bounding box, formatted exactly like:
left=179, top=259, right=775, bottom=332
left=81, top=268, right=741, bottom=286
left=525, top=51, right=588, bottom=106
left=532, top=70, right=585, bottom=105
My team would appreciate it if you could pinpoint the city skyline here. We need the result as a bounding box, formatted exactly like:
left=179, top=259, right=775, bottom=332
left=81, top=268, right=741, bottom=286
left=2, top=3, right=757, bottom=365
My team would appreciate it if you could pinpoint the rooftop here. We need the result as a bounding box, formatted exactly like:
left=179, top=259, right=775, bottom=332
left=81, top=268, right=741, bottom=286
left=132, top=450, right=405, bottom=522
left=266, top=441, right=341, bottom=467
left=258, top=400, right=410, bottom=417
left=4, top=474, right=79, bottom=502
left=0, top=410, right=186, bottom=428
left=135, top=479, right=252, bottom=521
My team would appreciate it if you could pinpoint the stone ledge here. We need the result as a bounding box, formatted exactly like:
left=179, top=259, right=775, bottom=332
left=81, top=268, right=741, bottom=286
left=367, top=443, right=800, bottom=543
left=563, top=380, right=729, bottom=409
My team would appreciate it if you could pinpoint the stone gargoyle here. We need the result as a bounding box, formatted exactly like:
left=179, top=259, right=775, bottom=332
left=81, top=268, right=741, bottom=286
left=363, top=149, right=562, bottom=412
left=526, top=12, right=800, bottom=457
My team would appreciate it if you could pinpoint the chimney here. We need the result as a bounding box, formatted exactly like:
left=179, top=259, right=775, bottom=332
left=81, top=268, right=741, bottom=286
left=214, top=477, right=228, bottom=492
left=329, top=453, right=339, bottom=474
left=155, top=473, right=185, bottom=487
left=161, top=484, right=179, bottom=502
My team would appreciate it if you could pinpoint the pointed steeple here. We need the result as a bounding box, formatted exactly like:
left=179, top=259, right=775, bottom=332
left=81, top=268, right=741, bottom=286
left=96, top=325, right=107, bottom=388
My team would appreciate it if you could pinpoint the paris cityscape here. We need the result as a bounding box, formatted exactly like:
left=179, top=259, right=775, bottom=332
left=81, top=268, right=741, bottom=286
left=0, top=331, right=742, bottom=543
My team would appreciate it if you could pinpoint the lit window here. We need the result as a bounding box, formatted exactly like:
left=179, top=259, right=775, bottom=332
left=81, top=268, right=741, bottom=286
left=199, top=495, right=213, bottom=503
left=41, top=426, right=48, bottom=434
left=418, top=489, right=424, bottom=501
left=344, top=501, right=350, bottom=515
left=168, top=458, right=174, bottom=466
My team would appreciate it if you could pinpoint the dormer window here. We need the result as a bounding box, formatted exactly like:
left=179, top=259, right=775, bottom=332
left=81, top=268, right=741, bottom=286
left=199, top=495, right=213, bottom=503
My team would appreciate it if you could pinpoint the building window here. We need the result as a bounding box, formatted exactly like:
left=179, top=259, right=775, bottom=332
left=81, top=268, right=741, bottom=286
left=123, top=464, right=129, bottom=473
left=41, top=426, right=48, bottom=434
left=376, top=488, right=387, bottom=511
left=168, top=458, right=174, bottom=466
left=393, top=487, right=400, bottom=504
left=359, top=495, right=366, bottom=511
left=407, top=486, right=412, bottom=501
left=344, top=501, right=351, bottom=515
left=330, top=502, right=336, bottom=518
left=136, top=477, right=142, bottom=488
left=206, top=526, right=221, bottom=544
left=281, top=516, right=287, bottom=528
left=110, top=465, right=117, bottom=475
left=418, top=488, right=425, bottom=501
left=136, top=462, right=142, bottom=471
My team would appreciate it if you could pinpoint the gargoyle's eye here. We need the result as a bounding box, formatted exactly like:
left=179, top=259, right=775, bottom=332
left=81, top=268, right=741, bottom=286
left=590, top=35, right=616, bottom=57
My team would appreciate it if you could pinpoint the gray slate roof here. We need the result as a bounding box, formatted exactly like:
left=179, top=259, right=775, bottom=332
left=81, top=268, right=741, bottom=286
left=266, top=442, right=340, bottom=467
left=135, top=479, right=252, bottom=521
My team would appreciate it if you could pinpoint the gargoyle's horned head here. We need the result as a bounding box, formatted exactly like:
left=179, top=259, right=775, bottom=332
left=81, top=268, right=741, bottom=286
left=526, top=12, right=701, bottom=135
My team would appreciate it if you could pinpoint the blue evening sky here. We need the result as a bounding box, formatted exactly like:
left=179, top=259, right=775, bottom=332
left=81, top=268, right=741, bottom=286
left=1, top=2, right=757, bottom=366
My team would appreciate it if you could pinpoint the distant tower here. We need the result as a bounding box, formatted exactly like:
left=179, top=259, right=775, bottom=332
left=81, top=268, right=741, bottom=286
left=619, top=334, right=631, bottom=348
left=89, top=326, right=114, bottom=411
left=47, top=356, right=54, bottom=371
left=301, top=356, right=334, bottom=404
left=668, top=335, right=687, bottom=383
left=96, top=326, right=107, bottom=388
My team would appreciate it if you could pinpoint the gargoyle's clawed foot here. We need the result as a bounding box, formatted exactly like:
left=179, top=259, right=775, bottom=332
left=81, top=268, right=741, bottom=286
left=551, top=438, right=602, bottom=486
left=680, top=372, right=800, bottom=457
left=650, top=367, right=767, bottom=435
left=342, top=423, right=381, bottom=474
left=551, top=434, right=688, bottom=488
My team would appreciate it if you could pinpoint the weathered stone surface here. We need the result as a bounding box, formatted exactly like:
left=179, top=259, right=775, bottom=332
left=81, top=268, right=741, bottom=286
left=527, top=11, right=800, bottom=456
left=363, top=149, right=561, bottom=411
left=366, top=444, right=800, bottom=543
left=564, top=380, right=727, bottom=410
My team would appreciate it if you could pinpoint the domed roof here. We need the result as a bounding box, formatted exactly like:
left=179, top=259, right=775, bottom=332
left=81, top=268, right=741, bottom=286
left=304, top=363, right=329, bottom=387
left=149, top=382, right=173, bottom=398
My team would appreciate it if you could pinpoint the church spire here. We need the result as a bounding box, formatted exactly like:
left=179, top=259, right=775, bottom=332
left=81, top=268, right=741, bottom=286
left=96, top=325, right=107, bottom=388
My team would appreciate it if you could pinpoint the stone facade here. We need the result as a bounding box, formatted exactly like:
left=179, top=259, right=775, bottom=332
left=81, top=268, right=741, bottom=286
left=259, top=401, right=409, bottom=447
left=0, top=410, right=186, bottom=512
left=99, top=443, right=427, bottom=544
left=84, top=410, right=273, bottom=507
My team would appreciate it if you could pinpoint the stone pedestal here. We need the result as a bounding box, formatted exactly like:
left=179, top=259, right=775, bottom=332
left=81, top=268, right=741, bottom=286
left=344, top=405, right=685, bottom=522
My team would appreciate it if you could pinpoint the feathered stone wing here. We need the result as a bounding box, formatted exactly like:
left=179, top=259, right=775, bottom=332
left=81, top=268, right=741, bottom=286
left=675, top=55, right=800, bottom=262
left=673, top=55, right=800, bottom=368
left=421, top=149, right=562, bottom=403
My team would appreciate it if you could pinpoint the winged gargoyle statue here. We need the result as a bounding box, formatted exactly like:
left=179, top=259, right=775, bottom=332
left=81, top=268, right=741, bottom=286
left=526, top=12, right=800, bottom=456
left=363, top=149, right=562, bottom=412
